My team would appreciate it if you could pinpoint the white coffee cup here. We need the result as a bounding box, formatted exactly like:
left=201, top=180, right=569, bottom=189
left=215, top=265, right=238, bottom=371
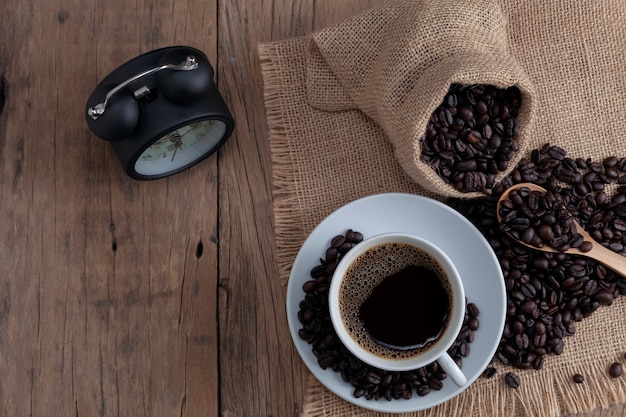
left=328, top=232, right=467, bottom=386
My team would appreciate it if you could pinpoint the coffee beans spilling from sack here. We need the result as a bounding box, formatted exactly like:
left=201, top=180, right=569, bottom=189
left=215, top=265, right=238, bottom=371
left=297, top=229, right=480, bottom=401
left=449, top=144, right=626, bottom=370
left=421, top=84, right=522, bottom=193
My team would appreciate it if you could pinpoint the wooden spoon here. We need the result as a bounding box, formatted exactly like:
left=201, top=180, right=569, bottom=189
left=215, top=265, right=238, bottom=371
left=496, top=182, right=626, bottom=278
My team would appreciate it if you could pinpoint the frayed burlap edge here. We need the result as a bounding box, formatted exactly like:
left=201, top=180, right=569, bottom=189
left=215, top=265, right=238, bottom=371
left=258, top=43, right=306, bottom=285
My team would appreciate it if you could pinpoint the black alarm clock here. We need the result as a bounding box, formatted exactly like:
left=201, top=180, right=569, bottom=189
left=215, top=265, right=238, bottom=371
left=85, top=46, right=234, bottom=180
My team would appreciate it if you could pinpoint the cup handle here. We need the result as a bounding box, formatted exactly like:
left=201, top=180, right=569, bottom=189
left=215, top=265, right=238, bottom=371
left=437, top=352, right=467, bottom=386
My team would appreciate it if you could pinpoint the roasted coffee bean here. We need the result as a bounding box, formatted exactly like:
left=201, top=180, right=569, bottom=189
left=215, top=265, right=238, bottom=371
left=302, top=280, right=317, bottom=293
left=573, top=373, right=585, bottom=383
left=416, top=385, right=430, bottom=396
left=505, top=372, right=521, bottom=388
left=594, top=290, right=614, bottom=305
left=609, top=362, right=623, bottom=378
left=420, top=84, right=523, bottom=193
left=337, top=242, right=353, bottom=254
left=344, top=229, right=364, bottom=244
left=483, top=366, right=497, bottom=378
left=467, top=302, right=480, bottom=317
left=318, top=352, right=335, bottom=369
left=468, top=317, right=479, bottom=331
left=331, top=235, right=346, bottom=247
left=457, top=159, right=478, bottom=172
left=325, top=247, right=338, bottom=262
left=365, top=371, right=382, bottom=385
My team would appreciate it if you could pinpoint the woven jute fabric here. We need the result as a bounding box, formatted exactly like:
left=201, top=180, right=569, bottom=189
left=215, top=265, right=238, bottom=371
left=258, top=0, right=626, bottom=416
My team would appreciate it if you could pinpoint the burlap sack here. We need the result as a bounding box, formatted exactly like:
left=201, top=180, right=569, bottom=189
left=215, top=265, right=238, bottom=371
left=306, top=0, right=535, bottom=199
left=259, top=0, right=626, bottom=416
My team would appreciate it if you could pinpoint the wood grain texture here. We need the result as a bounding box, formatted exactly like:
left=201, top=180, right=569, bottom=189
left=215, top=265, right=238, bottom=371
left=0, top=0, right=625, bottom=416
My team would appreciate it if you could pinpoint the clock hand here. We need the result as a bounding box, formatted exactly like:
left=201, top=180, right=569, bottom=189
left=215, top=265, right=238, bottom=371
left=170, top=136, right=183, bottom=162
left=169, top=126, right=203, bottom=162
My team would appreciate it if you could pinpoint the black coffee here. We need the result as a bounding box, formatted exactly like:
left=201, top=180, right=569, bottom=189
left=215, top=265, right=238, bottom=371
left=359, top=264, right=449, bottom=350
left=339, top=242, right=452, bottom=360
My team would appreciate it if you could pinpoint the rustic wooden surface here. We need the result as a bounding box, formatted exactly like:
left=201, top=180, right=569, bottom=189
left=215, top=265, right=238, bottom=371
left=0, top=0, right=624, bottom=416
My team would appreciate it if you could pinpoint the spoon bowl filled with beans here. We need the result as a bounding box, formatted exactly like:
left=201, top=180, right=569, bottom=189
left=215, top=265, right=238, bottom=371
left=497, top=182, right=626, bottom=278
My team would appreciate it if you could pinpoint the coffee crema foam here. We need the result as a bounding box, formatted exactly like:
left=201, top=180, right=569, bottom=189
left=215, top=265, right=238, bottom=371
left=338, top=242, right=452, bottom=360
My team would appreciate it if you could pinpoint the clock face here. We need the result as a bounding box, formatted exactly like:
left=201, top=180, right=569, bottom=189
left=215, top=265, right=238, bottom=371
left=133, top=119, right=227, bottom=176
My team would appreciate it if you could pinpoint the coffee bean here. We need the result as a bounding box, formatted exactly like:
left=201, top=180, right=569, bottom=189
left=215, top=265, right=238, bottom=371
left=467, top=303, right=480, bottom=317
left=468, top=317, right=479, bottom=331
left=302, top=280, right=317, bottom=293
left=505, top=372, right=521, bottom=388
left=457, top=159, right=478, bottom=172
left=310, top=264, right=327, bottom=278
left=365, top=371, right=382, bottom=385
left=353, top=387, right=366, bottom=398
left=573, top=373, right=584, bottom=383
left=547, top=145, right=566, bottom=160
left=609, top=362, right=623, bottom=378
left=483, top=366, right=497, bottom=378
left=520, top=300, right=537, bottom=314
left=594, top=290, right=614, bottom=305
left=331, top=235, right=346, bottom=247
left=446, top=93, right=458, bottom=107
left=535, top=321, right=547, bottom=335
left=318, top=352, right=335, bottom=369
left=417, top=385, right=430, bottom=396
left=325, top=247, right=338, bottom=262
left=344, top=229, right=364, bottom=244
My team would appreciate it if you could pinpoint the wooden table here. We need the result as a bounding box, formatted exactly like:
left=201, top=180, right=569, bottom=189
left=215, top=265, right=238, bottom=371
left=0, top=0, right=624, bottom=416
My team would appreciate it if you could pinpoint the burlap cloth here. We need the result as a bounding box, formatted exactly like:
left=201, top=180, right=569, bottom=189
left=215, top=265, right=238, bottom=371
left=258, top=0, right=626, bottom=415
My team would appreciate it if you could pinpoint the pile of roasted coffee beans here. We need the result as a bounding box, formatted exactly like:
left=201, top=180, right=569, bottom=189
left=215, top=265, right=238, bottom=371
left=420, top=84, right=522, bottom=193
left=449, top=144, right=626, bottom=371
left=499, top=186, right=593, bottom=253
left=297, top=229, right=480, bottom=401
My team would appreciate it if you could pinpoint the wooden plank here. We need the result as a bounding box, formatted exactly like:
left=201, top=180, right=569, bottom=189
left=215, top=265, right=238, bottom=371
left=0, top=0, right=220, bottom=415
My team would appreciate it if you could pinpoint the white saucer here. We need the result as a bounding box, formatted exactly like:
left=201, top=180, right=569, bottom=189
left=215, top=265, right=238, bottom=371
left=286, top=193, right=506, bottom=413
